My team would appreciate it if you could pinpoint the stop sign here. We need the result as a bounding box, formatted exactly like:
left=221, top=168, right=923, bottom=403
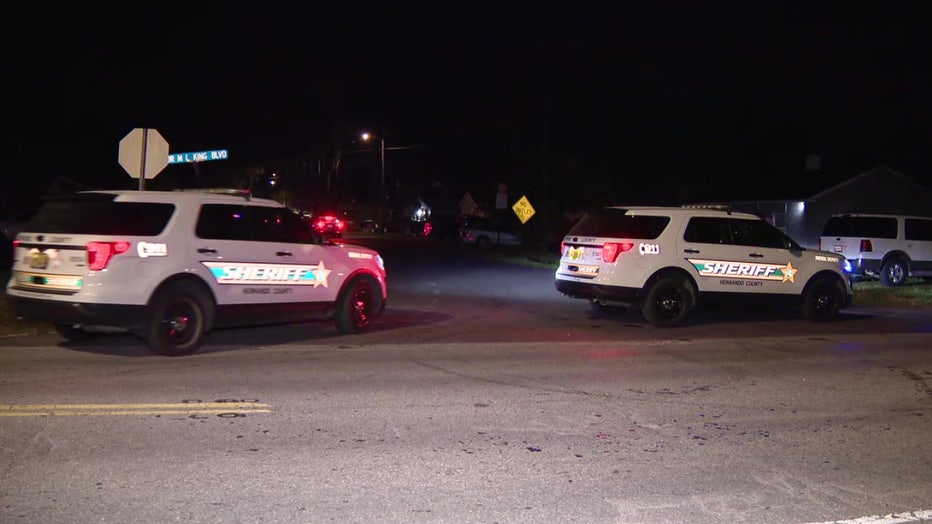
left=118, top=128, right=169, bottom=179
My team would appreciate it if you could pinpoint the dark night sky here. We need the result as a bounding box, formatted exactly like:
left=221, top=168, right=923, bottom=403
left=5, top=3, right=932, bottom=215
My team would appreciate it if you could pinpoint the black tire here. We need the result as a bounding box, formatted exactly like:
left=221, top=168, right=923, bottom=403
left=335, top=275, right=382, bottom=334
left=475, top=236, right=490, bottom=246
left=53, top=323, right=99, bottom=343
left=641, top=275, right=694, bottom=327
left=144, top=282, right=212, bottom=356
left=880, top=258, right=908, bottom=286
left=801, top=276, right=845, bottom=322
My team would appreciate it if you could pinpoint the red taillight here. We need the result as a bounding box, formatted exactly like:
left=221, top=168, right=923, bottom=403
left=423, top=222, right=433, bottom=236
left=87, top=241, right=131, bottom=270
left=859, top=239, right=873, bottom=252
left=602, top=242, right=634, bottom=263
left=335, top=220, right=345, bottom=230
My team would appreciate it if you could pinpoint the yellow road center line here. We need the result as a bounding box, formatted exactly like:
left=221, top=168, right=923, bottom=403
left=1, top=409, right=271, bottom=417
left=0, top=403, right=271, bottom=417
left=3, top=403, right=270, bottom=410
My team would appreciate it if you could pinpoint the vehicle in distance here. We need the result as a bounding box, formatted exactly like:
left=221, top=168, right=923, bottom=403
left=309, top=214, right=346, bottom=238
left=425, top=213, right=467, bottom=243
left=555, top=205, right=853, bottom=326
left=819, top=213, right=932, bottom=286
left=460, top=216, right=523, bottom=246
left=5, top=189, right=387, bottom=356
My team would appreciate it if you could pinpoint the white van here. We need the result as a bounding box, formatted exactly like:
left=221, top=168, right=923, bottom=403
left=819, top=213, right=932, bottom=286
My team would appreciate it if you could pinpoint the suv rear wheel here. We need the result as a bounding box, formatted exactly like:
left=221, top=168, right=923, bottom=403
left=641, top=275, right=694, bottom=327
left=144, top=282, right=212, bottom=356
left=880, top=258, right=908, bottom=286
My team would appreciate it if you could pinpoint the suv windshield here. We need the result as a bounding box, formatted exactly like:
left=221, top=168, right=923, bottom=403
left=568, top=209, right=670, bottom=239
left=27, top=194, right=175, bottom=236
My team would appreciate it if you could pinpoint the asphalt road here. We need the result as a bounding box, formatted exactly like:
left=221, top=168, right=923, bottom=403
left=1, top=235, right=930, bottom=524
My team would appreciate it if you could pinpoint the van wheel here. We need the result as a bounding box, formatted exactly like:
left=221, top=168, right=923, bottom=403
left=880, top=258, right=908, bottom=286
left=641, top=275, right=694, bottom=327
left=145, top=283, right=212, bottom=356
left=54, top=324, right=99, bottom=343
left=335, top=276, right=382, bottom=334
left=802, top=276, right=844, bottom=322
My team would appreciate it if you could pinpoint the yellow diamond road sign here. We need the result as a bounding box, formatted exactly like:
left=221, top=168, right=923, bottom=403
left=512, top=195, right=536, bottom=224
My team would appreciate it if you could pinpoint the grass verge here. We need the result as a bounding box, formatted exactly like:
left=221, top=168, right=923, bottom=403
left=850, top=278, right=932, bottom=308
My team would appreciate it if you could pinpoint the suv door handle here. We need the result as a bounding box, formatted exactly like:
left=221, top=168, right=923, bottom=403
left=197, top=248, right=217, bottom=254
left=683, top=248, right=700, bottom=254
left=749, top=253, right=764, bottom=258
left=276, top=251, right=293, bottom=257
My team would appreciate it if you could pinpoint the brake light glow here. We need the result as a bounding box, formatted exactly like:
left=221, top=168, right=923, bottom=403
left=859, top=239, right=873, bottom=252
left=314, top=216, right=344, bottom=231
left=87, top=241, right=131, bottom=270
left=602, top=242, right=634, bottom=263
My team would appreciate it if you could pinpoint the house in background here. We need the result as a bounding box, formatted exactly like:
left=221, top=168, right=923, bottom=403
left=693, top=164, right=932, bottom=249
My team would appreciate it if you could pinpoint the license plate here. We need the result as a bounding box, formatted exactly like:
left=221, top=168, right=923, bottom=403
left=833, top=245, right=843, bottom=253
left=29, top=252, right=49, bottom=269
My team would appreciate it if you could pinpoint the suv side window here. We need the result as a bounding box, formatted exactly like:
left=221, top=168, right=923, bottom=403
left=905, top=218, right=932, bottom=241
left=730, top=218, right=793, bottom=249
left=683, top=217, right=732, bottom=244
left=252, top=206, right=313, bottom=243
left=822, top=216, right=897, bottom=238
left=196, top=204, right=253, bottom=241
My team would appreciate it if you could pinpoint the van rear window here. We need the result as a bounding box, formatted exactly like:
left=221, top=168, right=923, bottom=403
left=568, top=209, right=670, bottom=239
left=821, top=216, right=897, bottom=239
left=27, top=195, right=175, bottom=236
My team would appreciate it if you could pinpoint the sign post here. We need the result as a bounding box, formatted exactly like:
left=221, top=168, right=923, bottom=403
left=118, top=128, right=170, bottom=190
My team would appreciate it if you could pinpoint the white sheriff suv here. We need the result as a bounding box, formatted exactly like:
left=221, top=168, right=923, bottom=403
left=5, top=189, right=387, bottom=356
left=555, top=205, right=853, bottom=326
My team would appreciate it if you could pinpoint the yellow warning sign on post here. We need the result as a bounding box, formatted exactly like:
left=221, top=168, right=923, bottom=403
left=512, top=195, right=536, bottom=224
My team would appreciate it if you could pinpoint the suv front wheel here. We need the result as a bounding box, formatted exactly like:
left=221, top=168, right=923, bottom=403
left=335, top=275, right=382, bottom=334
left=801, top=276, right=845, bottom=322
left=641, top=275, right=695, bottom=327
left=144, top=282, right=213, bottom=356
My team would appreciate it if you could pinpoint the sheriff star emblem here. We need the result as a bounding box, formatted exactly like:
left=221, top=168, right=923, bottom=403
left=781, top=261, right=797, bottom=283
left=312, top=261, right=331, bottom=288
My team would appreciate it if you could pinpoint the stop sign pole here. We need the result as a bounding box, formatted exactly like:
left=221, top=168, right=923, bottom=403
left=118, top=128, right=170, bottom=190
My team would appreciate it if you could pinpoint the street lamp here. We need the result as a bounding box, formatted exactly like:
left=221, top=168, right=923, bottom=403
left=361, top=131, right=385, bottom=200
